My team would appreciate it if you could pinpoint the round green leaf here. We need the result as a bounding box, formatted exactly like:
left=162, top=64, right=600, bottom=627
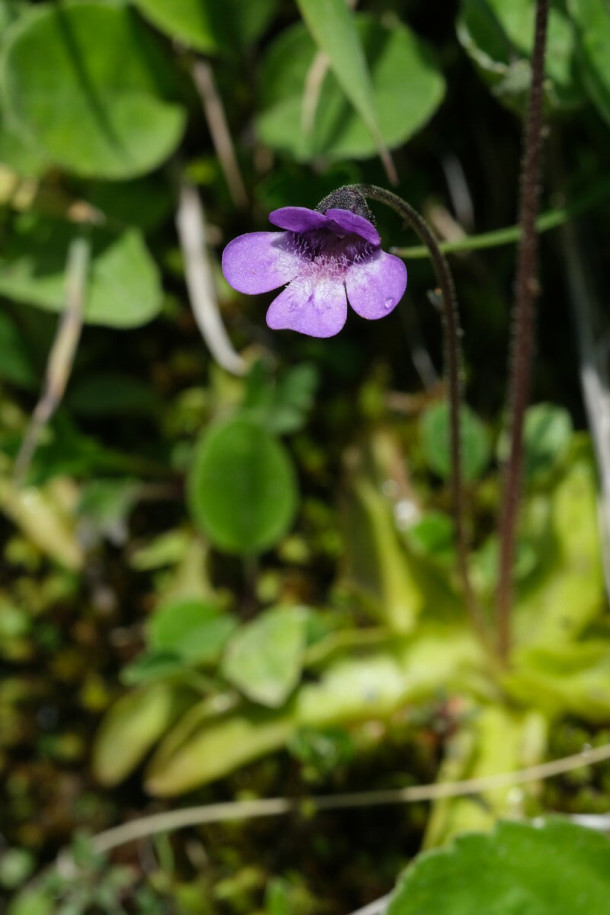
left=189, top=418, right=299, bottom=555
left=388, top=818, right=610, bottom=915
left=420, top=401, right=491, bottom=483
left=148, top=598, right=237, bottom=664
left=1, top=1, right=186, bottom=179
left=0, top=215, right=162, bottom=327
left=458, top=0, right=584, bottom=111
left=496, top=402, right=573, bottom=481
left=256, top=14, right=445, bottom=161
left=568, top=0, right=610, bottom=125
left=133, top=0, right=277, bottom=54
left=221, top=606, right=307, bottom=707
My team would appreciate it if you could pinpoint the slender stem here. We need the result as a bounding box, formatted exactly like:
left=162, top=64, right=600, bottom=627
left=391, top=176, right=610, bottom=259
left=14, top=235, right=90, bottom=485
left=496, top=0, right=551, bottom=661
left=55, top=742, right=610, bottom=864
left=353, top=184, right=490, bottom=649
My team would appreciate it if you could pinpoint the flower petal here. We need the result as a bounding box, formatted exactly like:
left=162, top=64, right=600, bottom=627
left=269, top=207, right=328, bottom=233
left=266, top=276, right=348, bottom=338
left=222, top=232, right=301, bottom=294
left=324, top=208, right=380, bottom=245
left=346, top=250, right=407, bottom=320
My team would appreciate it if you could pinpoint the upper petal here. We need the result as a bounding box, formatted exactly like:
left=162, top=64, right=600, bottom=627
left=222, top=232, right=301, bottom=294
left=324, top=208, right=380, bottom=245
left=269, top=207, right=328, bottom=233
left=345, top=249, right=407, bottom=320
left=266, top=276, right=348, bottom=338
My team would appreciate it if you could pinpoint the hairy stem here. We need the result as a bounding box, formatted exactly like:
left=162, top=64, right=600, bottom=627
left=496, top=0, right=550, bottom=662
left=354, top=183, right=490, bottom=649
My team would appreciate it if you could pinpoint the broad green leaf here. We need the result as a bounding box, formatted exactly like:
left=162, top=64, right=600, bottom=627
left=497, top=402, right=573, bottom=480
left=507, top=640, right=610, bottom=722
left=295, top=0, right=390, bottom=170
left=342, top=473, right=423, bottom=632
left=221, top=606, right=307, bottom=707
left=388, top=819, right=610, bottom=914
left=420, top=401, right=491, bottom=483
left=92, top=682, right=193, bottom=785
left=7, top=887, right=53, bottom=915
left=241, top=360, right=319, bottom=435
left=257, top=15, right=445, bottom=161
left=189, top=418, right=299, bottom=555
left=405, top=511, right=455, bottom=564
left=149, top=597, right=237, bottom=665
left=146, top=622, right=487, bottom=793
left=146, top=709, right=294, bottom=796
left=424, top=705, right=547, bottom=847
left=0, top=115, right=47, bottom=176
left=0, top=215, right=162, bottom=327
left=458, top=0, right=585, bottom=111
left=121, top=651, right=189, bottom=686
left=568, top=0, right=610, bottom=125
left=513, top=440, right=604, bottom=647
left=0, top=476, right=83, bottom=569
left=133, top=0, right=278, bottom=54
left=1, top=1, right=186, bottom=179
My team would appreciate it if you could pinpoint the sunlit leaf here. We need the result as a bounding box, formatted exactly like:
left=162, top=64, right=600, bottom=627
left=0, top=215, right=162, bottom=327
left=257, top=14, right=444, bottom=161
left=189, top=418, right=299, bottom=556
left=568, top=0, right=610, bottom=125
left=458, top=0, right=584, bottom=111
left=133, top=0, right=277, bottom=54
left=295, top=0, right=391, bottom=170
left=388, top=819, right=610, bottom=914
left=93, top=682, right=193, bottom=785
left=420, top=401, right=491, bottom=483
left=222, top=605, right=307, bottom=707
left=149, top=597, right=237, bottom=665
left=1, top=1, right=186, bottom=179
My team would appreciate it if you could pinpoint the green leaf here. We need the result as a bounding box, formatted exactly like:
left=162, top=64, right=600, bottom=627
left=1, top=1, right=186, bottom=179
left=133, top=0, right=278, bottom=54
left=241, top=360, right=318, bottom=435
left=420, top=401, right=491, bottom=483
left=512, top=441, right=604, bottom=648
left=257, top=14, right=445, bottom=161
left=221, top=606, right=307, bottom=707
left=388, top=818, right=610, bottom=914
left=458, top=0, right=584, bottom=111
left=405, top=511, right=455, bottom=564
left=189, top=418, right=299, bottom=556
left=92, top=682, right=193, bottom=785
left=0, top=112, right=47, bottom=176
left=0, top=215, right=162, bottom=327
left=149, top=597, right=237, bottom=665
left=507, top=640, right=610, bottom=722
left=522, top=402, right=573, bottom=479
left=294, top=0, right=391, bottom=170
left=7, top=887, right=53, bottom=915
left=121, top=651, right=188, bottom=686
left=568, top=0, right=610, bottom=125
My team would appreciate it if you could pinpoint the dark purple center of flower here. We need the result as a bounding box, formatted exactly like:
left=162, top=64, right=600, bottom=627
left=282, top=227, right=377, bottom=278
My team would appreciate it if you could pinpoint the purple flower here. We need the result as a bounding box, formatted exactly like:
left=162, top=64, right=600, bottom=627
left=221, top=205, right=407, bottom=338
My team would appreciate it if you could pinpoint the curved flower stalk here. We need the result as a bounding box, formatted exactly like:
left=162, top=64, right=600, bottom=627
left=222, top=197, right=407, bottom=337
left=222, top=186, right=489, bottom=650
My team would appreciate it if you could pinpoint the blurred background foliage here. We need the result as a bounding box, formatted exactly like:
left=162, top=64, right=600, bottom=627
left=2, top=0, right=610, bottom=912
